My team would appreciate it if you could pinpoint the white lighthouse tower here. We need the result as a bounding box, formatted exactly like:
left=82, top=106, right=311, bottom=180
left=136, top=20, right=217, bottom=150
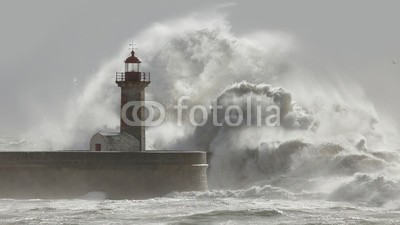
left=90, top=50, right=150, bottom=152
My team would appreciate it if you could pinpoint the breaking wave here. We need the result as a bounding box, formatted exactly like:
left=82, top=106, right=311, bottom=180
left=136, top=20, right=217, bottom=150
left=167, top=184, right=295, bottom=200
left=2, top=7, right=400, bottom=206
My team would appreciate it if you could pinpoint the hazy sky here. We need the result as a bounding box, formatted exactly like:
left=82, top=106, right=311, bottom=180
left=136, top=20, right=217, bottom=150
left=1, top=0, right=399, bottom=134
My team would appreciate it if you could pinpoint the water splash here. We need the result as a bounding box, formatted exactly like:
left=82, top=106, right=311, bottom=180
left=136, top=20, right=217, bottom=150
left=3, top=7, right=400, bottom=206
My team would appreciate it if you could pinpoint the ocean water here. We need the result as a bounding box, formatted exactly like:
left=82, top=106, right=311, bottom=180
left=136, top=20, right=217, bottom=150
left=1, top=192, right=400, bottom=224
left=1, top=8, right=400, bottom=225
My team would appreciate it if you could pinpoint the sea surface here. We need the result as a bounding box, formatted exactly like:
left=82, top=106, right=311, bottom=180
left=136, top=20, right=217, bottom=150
left=1, top=191, right=400, bottom=225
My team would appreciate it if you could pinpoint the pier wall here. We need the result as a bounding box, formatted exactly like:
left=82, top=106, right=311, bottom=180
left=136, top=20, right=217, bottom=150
left=0, top=151, right=208, bottom=199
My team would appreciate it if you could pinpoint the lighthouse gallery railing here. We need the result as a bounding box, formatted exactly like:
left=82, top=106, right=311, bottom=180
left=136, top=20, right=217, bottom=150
left=116, top=72, right=150, bottom=82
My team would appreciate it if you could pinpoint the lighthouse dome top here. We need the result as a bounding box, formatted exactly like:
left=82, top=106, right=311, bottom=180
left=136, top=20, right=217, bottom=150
left=125, top=51, right=141, bottom=63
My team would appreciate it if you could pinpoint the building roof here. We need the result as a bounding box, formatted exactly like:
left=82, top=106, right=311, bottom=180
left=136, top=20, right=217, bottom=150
left=98, top=132, right=120, bottom=136
left=125, top=51, right=141, bottom=63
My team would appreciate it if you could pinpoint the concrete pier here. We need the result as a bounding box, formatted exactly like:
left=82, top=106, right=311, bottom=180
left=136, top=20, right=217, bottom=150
left=0, top=151, right=208, bottom=199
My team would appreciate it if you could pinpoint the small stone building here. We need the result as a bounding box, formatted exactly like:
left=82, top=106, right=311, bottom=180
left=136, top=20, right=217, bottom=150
left=90, top=132, right=140, bottom=152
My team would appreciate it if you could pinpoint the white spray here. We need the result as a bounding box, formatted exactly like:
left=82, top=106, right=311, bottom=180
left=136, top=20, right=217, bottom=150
left=5, top=9, right=400, bottom=206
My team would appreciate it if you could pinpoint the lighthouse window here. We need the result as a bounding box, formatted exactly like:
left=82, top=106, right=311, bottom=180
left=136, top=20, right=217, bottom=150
left=126, top=63, right=140, bottom=72
left=127, top=63, right=134, bottom=72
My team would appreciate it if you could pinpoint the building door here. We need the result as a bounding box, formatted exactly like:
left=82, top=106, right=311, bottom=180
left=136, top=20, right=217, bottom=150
left=95, top=144, right=101, bottom=151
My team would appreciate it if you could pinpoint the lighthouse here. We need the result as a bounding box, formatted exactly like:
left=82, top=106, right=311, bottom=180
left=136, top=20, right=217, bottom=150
left=116, top=50, right=150, bottom=151
left=90, top=50, right=150, bottom=152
